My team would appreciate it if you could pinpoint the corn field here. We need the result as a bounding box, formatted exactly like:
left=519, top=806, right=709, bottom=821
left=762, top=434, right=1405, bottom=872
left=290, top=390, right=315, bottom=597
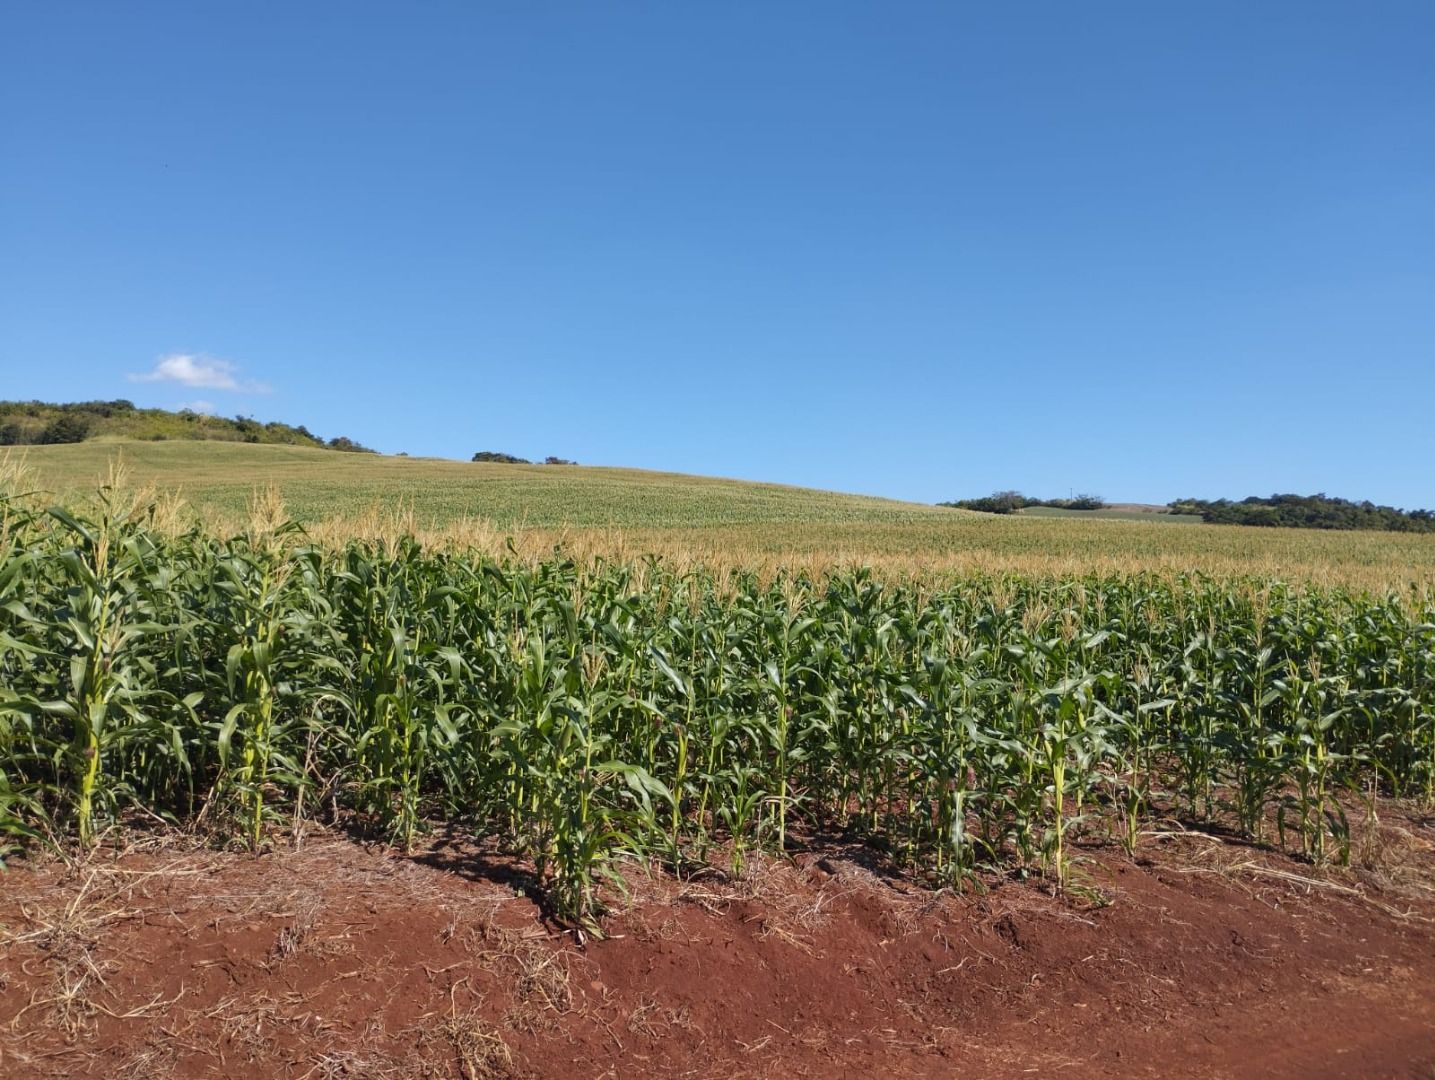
left=2, top=487, right=1433, bottom=927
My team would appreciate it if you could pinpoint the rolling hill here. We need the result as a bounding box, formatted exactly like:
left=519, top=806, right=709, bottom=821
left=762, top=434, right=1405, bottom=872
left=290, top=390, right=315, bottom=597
left=7, top=439, right=1435, bottom=592
left=9, top=440, right=964, bottom=528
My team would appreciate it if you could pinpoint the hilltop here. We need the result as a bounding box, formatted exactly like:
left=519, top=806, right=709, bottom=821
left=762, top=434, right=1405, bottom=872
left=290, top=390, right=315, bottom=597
left=0, top=399, right=374, bottom=453
left=11, top=439, right=961, bottom=529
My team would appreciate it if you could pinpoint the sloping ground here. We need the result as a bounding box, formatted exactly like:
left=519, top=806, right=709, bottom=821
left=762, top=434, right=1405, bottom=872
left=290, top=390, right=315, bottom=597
left=12, top=441, right=1435, bottom=589
left=12, top=441, right=960, bottom=527
left=3, top=821, right=1433, bottom=1079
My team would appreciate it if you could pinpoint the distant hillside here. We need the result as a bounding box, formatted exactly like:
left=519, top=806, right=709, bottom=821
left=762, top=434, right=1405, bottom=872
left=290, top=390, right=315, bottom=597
left=12, top=440, right=969, bottom=529
left=0, top=400, right=375, bottom=453
left=943, top=487, right=1434, bottom=533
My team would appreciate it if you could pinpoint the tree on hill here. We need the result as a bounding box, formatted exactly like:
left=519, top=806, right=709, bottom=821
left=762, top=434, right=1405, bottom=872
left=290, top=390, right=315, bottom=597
left=327, top=436, right=376, bottom=453
left=38, top=414, right=91, bottom=444
left=941, top=491, right=1106, bottom=514
left=472, top=451, right=530, bottom=464
left=469, top=452, right=580, bottom=464
left=0, top=400, right=381, bottom=454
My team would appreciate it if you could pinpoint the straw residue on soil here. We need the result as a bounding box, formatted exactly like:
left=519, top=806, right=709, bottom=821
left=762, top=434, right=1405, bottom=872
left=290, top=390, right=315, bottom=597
left=2, top=821, right=1434, bottom=1080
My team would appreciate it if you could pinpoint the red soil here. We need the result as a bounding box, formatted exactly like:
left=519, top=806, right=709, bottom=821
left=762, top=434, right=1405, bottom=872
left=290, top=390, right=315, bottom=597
left=2, top=819, right=1433, bottom=1079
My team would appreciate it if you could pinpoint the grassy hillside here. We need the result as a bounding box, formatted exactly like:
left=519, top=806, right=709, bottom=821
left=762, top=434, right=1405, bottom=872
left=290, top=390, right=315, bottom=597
left=12, top=440, right=961, bottom=528
left=10, top=440, right=1435, bottom=592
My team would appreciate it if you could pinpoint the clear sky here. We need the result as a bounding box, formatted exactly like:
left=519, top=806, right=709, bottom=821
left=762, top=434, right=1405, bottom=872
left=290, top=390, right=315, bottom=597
left=3, top=2, right=1432, bottom=507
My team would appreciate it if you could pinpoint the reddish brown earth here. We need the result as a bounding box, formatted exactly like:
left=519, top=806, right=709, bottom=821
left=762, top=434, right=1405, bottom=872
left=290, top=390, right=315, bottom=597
left=2, top=817, right=1433, bottom=1080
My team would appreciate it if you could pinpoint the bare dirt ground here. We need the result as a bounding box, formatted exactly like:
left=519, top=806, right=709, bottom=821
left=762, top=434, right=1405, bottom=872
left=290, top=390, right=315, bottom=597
left=3, top=813, right=1434, bottom=1080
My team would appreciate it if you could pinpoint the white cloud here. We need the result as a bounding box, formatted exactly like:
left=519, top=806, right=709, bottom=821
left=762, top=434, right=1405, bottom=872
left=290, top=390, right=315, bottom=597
left=176, top=400, right=217, bottom=415
left=128, top=353, right=270, bottom=393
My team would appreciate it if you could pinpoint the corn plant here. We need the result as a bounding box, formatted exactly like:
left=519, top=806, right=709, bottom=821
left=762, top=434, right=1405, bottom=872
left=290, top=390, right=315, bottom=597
left=1, top=486, right=1433, bottom=918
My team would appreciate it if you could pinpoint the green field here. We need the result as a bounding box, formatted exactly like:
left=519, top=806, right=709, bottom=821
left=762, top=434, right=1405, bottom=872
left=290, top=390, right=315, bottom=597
left=3, top=436, right=1435, bottom=930
left=1017, top=505, right=1204, bottom=524
left=9, top=440, right=1435, bottom=591
left=2, top=488, right=1432, bottom=920
left=13, top=440, right=960, bottom=527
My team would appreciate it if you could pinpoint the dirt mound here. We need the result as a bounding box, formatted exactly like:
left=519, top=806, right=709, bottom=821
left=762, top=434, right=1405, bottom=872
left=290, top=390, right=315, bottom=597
left=3, top=821, right=1433, bottom=1079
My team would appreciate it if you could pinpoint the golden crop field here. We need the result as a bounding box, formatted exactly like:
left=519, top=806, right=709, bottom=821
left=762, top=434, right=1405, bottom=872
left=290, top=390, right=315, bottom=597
left=9, top=441, right=1435, bottom=591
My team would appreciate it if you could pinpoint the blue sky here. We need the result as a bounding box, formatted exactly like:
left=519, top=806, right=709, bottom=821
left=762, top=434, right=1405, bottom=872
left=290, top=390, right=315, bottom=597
left=3, top=2, right=1432, bottom=507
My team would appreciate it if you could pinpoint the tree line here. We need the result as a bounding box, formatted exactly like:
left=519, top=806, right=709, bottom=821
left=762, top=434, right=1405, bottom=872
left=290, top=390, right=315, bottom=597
left=1169, top=494, right=1435, bottom=533
left=944, top=488, right=1435, bottom=533
left=941, top=491, right=1106, bottom=514
left=471, top=451, right=578, bottom=465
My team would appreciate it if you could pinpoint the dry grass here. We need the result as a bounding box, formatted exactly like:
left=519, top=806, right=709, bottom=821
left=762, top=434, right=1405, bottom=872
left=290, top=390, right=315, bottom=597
left=625, top=995, right=695, bottom=1039
left=1142, top=802, right=1435, bottom=922
left=296, top=1048, right=411, bottom=1080
left=432, top=1005, right=516, bottom=1080
left=265, top=894, right=357, bottom=966
left=469, top=923, right=574, bottom=1033
left=662, top=852, right=848, bottom=955
left=1348, top=799, right=1435, bottom=906
left=2, top=866, right=190, bottom=1039
left=113, top=1039, right=182, bottom=1079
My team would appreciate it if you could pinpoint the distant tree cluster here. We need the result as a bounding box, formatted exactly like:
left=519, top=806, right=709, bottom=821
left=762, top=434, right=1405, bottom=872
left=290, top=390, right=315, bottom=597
left=1169, top=494, right=1435, bottom=533
left=0, top=400, right=133, bottom=447
left=219, top=416, right=373, bottom=452
left=471, top=452, right=578, bottom=465
left=39, top=415, right=92, bottom=444
left=942, top=491, right=1106, bottom=514
left=326, top=435, right=375, bottom=453
left=472, top=451, right=531, bottom=464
